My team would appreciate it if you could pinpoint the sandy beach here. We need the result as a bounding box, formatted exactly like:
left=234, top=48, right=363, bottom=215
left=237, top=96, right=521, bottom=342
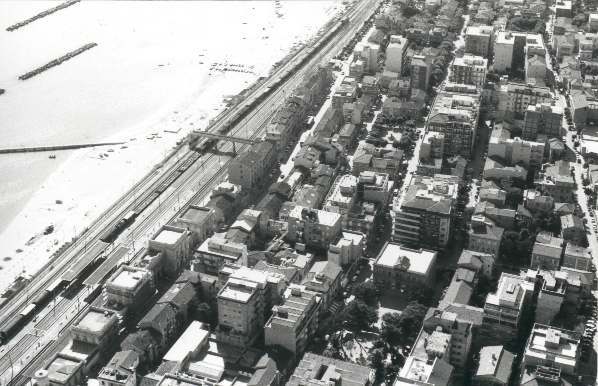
left=0, top=0, right=342, bottom=291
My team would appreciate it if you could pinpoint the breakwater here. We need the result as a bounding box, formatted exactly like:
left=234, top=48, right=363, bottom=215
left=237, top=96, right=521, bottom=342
left=0, top=142, right=125, bottom=154
left=18, top=43, right=97, bottom=81
left=6, top=0, right=81, bottom=32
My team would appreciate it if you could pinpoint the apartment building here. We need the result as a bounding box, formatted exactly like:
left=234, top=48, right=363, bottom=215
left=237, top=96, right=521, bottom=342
left=410, top=54, right=432, bottom=91
left=523, top=324, right=580, bottom=375
left=534, top=161, right=576, bottom=203
left=483, top=273, right=534, bottom=342
left=449, top=55, right=488, bottom=88
left=264, top=285, right=320, bottom=357
left=286, top=205, right=342, bottom=250
left=424, top=308, right=478, bottom=369
left=427, top=90, right=481, bottom=157
left=488, top=126, right=545, bottom=168
left=392, top=174, right=459, bottom=250
left=216, top=275, right=266, bottom=348
left=498, top=83, right=552, bottom=117
left=523, top=103, right=564, bottom=140
left=531, top=232, right=565, bottom=270
left=228, top=141, right=275, bottom=190
left=493, top=31, right=544, bottom=73
left=385, top=35, right=409, bottom=73
left=465, top=25, right=494, bottom=57
left=563, top=244, right=592, bottom=271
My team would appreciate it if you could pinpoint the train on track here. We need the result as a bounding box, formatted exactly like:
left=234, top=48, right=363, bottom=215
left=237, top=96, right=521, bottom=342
left=0, top=11, right=353, bottom=349
left=189, top=16, right=348, bottom=153
left=0, top=278, right=66, bottom=344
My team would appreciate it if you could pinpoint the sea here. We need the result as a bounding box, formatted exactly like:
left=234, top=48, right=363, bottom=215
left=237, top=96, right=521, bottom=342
left=0, top=0, right=340, bottom=287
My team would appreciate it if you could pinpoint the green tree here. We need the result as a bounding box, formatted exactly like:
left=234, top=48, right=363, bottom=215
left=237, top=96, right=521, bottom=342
left=352, top=281, right=379, bottom=307
left=343, top=300, right=378, bottom=333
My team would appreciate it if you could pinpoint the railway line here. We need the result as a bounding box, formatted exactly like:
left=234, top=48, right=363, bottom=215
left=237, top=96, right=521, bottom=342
left=0, top=0, right=381, bottom=382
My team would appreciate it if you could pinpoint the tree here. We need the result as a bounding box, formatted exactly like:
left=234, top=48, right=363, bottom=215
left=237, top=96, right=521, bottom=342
left=343, top=300, right=378, bottom=333
left=352, top=281, right=379, bottom=307
left=380, top=302, right=427, bottom=347
left=369, top=347, right=386, bottom=382
left=194, top=302, right=217, bottom=326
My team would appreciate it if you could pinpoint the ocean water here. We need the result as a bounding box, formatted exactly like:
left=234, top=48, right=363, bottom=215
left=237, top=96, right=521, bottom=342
left=0, top=0, right=341, bottom=234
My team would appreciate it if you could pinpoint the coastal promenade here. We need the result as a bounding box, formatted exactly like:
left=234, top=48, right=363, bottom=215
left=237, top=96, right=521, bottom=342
left=0, top=0, right=381, bottom=383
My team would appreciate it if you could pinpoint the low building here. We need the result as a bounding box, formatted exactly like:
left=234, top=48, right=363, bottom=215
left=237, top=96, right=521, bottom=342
left=458, top=249, right=495, bottom=278
left=97, top=350, right=139, bottom=386
left=531, top=233, right=564, bottom=270
left=302, top=261, right=342, bottom=311
left=468, top=216, right=504, bottom=257
left=534, top=161, right=576, bottom=202
left=359, top=171, right=393, bottom=206
left=104, top=266, right=155, bottom=311
left=264, top=285, right=320, bottom=357
left=71, top=308, right=119, bottom=349
left=288, top=352, right=374, bottom=386
left=286, top=205, right=342, bottom=250
left=562, top=244, right=592, bottom=271
left=373, top=242, right=437, bottom=295
left=524, top=189, right=555, bottom=213
left=523, top=324, right=580, bottom=375
left=173, top=206, right=215, bottom=247
left=148, top=226, right=192, bottom=277
left=560, top=214, right=585, bottom=246
left=43, top=354, right=84, bottom=386
left=472, top=346, right=515, bottom=386
left=328, top=231, right=365, bottom=267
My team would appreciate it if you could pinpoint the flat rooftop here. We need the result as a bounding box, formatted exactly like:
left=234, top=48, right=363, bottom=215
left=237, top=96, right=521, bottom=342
left=219, top=278, right=258, bottom=303
left=75, top=309, right=115, bottom=334
left=375, top=242, right=436, bottom=276
left=179, top=206, right=212, bottom=224
left=110, top=268, right=144, bottom=291
left=154, top=228, right=184, bottom=244
left=163, top=321, right=209, bottom=363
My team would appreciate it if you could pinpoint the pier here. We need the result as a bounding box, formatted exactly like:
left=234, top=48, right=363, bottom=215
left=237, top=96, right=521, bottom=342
left=19, top=43, right=97, bottom=81
left=0, top=142, right=125, bottom=154
left=6, top=0, right=81, bottom=32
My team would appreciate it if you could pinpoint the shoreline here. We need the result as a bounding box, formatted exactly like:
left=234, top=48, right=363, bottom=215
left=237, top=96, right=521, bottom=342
left=0, top=70, right=255, bottom=290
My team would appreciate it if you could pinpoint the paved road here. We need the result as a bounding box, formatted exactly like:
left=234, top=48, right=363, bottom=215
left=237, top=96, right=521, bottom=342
left=0, top=0, right=382, bottom=383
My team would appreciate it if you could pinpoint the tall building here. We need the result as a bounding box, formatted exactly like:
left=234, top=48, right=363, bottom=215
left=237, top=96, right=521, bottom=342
left=410, top=54, right=432, bottom=91
left=385, top=35, right=408, bottom=73
left=449, top=55, right=488, bottom=88
left=483, top=273, right=534, bottom=343
left=498, top=83, right=553, bottom=117
left=264, top=285, right=320, bottom=357
left=427, top=90, right=481, bottom=157
left=228, top=141, right=275, bottom=190
left=216, top=275, right=266, bottom=348
left=523, top=103, right=564, bottom=140
left=391, top=174, right=460, bottom=250
left=465, top=25, right=494, bottom=57
left=488, top=126, right=545, bottom=168
left=493, top=31, right=545, bottom=73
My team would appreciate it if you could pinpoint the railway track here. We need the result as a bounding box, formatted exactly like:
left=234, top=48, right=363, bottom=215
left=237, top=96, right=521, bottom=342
left=0, top=0, right=381, bottom=382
